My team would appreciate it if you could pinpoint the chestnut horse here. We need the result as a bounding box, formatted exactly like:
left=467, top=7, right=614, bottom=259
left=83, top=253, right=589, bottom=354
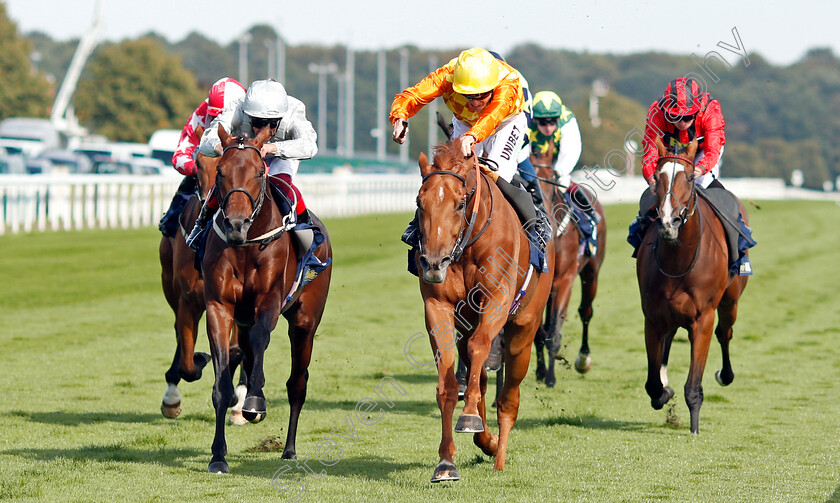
left=159, top=153, right=249, bottom=422
left=202, top=126, right=332, bottom=473
left=636, top=138, right=749, bottom=434
left=531, top=146, right=606, bottom=386
left=415, top=142, right=554, bottom=482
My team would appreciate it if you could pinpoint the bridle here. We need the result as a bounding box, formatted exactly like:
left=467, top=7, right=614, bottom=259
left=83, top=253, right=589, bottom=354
left=655, top=155, right=698, bottom=227
left=418, top=157, right=493, bottom=262
left=652, top=154, right=702, bottom=278
left=217, top=142, right=267, bottom=226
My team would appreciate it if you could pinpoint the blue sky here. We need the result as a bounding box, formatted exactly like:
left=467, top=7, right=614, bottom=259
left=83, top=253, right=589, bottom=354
left=5, top=0, right=838, bottom=65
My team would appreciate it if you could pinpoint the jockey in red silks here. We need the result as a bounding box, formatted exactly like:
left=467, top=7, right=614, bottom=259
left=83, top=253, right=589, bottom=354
left=158, top=77, right=246, bottom=237
left=628, top=77, right=754, bottom=275
left=187, top=79, right=316, bottom=251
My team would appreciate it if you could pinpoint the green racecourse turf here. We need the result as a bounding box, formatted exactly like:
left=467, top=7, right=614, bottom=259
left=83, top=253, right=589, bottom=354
left=1, top=200, right=839, bottom=502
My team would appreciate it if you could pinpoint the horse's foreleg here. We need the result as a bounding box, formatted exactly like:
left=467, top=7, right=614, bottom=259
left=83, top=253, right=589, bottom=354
left=472, top=362, right=499, bottom=457
left=575, top=264, right=599, bottom=374
left=206, top=302, right=235, bottom=473
left=685, top=312, right=715, bottom=434
left=229, top=326, right=250, bottom=426
left=176, top=301, right=209, bottom=383
left=493, top=321, right=536, bottom=471
left=715, top=280, right=744, bottom=387
left=458, top=322, right=503, bottom=433
left=431, top=333, right=460, bottom=482
left=241, top=313, right=277, bottom=426
left=645, top=319, right=675, bottom=410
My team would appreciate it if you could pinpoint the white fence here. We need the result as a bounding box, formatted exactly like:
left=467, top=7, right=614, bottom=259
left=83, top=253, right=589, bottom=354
left=0, top=173, right=421, bottom=235
left=0, top=173, right=836, bottom=235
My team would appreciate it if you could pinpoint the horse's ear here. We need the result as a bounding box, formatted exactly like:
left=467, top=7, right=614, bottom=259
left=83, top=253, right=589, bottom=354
left=218, top=124, right=231, bottom=147
left=252, top=125, right=272, bottom=149
left=654, top=135, right=668, bottom=158
left=685, top=138, right=698, bottom=162
left=418, top=152, right=433, bottom=177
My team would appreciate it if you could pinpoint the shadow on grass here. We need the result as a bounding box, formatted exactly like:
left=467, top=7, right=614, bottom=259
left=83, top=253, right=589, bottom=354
left=10, top=410, right=169, bottom=425
left=237, top=454, right=427, bottom=482
left=828, top=485, right=840, bottom=503
left=514, top=412, right=655, bottom=432
left=2, top=445, right=206, bottom=469
left=286, top=398, right=438, bottom=416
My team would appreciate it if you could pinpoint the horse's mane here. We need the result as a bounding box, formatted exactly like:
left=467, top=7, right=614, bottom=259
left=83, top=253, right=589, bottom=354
left=432, top=141, right=471, bottom=177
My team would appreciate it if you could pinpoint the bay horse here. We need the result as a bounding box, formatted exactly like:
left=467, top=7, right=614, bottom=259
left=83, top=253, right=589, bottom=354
left=415, top=142, right=554, bottom=482
left=159, top=152, right=248, bottom=423
left=531, top=146, right=606, bottom=386
left=636, top=137, right=748, bottom=434
left=202, top=125, right=332, bottom=473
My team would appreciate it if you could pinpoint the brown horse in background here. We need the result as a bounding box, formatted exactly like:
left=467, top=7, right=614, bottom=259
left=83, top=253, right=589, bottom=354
left=636, top=138, right=749, bottom=434
left=202, top=126, right=332, bottom=473
left=531, top=146, right=606, bottom=387
left=415, top=142, right=554, bottom=482
left=159, top=152, right=247, bottom=422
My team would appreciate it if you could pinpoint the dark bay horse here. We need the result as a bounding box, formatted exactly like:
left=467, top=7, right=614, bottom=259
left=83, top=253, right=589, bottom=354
left=159, top=152, right=249, bottom=422
left=531, top=147, right=606, bottom=386
left=202, top=126, right=332, bottom=473
left=415, top=142, right=554, bottom=481
left=636, top=138, right=749, bottom=434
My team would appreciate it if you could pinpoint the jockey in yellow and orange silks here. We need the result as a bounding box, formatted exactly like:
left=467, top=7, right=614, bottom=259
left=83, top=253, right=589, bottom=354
left=390, top=48, right=549, bottom=275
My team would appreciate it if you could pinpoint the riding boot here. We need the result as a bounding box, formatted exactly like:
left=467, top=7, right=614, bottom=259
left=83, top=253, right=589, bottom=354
left=570, top=184, right=601, bottom=224
left=497, top=177, right=548, bottom=271
left=158, top=175, right=197, bottom=237
left=627, top=188, right=656, bottom=257
left=525, top=178, right=545, bottom=214
left=186, top=200, right=213, bottom=251
left=401, top=211, right=421, bottom=276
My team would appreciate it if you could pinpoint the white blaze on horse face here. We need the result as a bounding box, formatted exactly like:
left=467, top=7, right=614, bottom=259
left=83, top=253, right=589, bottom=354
left=438, top=186, right=445, bottom=202
left=658, top=161, right=684, bottom=223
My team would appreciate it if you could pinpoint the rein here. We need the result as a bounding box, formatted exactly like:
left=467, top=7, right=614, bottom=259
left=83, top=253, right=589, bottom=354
left=419, top=156, right=494, bottom=262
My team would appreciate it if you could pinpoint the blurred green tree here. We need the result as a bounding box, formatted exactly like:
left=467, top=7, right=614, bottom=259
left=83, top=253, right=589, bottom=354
left=74, top=38, right=204, bottom=142
left=0, top=3, right=52, bottom=120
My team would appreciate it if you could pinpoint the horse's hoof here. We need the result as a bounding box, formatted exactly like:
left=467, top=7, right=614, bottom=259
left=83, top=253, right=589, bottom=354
left=574, top=353, right=592, bottom=374
left=431, top=460, right=460, bottom=483
left=651, top=386, right=675, bottom=410
left=282, top=449, right=296, bottom=460
left=242, top=396, right=267, bottom=423
left=208, top=461, right=229, bottom=474
left=194, top=352, right=211, bottom=369
left=160, top=401, right=181, bottom=418
left=229, top=409, right=248, bottom=425
left=715, top=369, right=734, bottom=386
left=544, top=374, right=556, bottom=388
left=455, top=414, right=484, bottom=433
left=535, top=366, right=546, bottom=382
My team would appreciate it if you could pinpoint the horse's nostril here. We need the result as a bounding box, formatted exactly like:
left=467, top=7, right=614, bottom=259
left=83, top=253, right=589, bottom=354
left=439, top=257, right=452, bottom=269
left=418, top=255, right=430, bottom=270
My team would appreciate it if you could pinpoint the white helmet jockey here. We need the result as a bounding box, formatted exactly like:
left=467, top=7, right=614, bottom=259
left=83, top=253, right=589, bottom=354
left=242, top=79, right=289, bottom=119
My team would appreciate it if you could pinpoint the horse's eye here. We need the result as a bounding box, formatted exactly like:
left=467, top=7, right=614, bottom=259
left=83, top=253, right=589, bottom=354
left=457, top=201, right=466, bottom=212
left=216, top=168, right=223, bottom=178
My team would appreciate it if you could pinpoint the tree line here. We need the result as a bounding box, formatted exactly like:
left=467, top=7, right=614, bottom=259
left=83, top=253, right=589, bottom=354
left=2, top=4, right=837, bottom=189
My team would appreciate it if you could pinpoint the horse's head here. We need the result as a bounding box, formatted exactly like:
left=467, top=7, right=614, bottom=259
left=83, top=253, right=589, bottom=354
left=415, top=142, right=474, bottom=283
left=214, top=125, right=272, bottom=245
left=653, top=137, right=698, bottom=242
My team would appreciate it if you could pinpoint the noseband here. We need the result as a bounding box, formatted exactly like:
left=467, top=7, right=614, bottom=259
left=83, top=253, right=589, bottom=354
left=419, top=160, right=493, bottom=263
left=218, top=143, right=267, bottom=224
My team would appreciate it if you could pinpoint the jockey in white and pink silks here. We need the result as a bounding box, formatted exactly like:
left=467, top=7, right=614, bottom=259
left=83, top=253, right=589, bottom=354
left=186, top=79, right=318, bottom=251
left=158, top=77, right=246, bottom=237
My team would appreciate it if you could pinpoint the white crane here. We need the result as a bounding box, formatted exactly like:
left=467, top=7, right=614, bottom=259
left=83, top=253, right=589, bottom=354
left=50, top=0, right=104, bottom=145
